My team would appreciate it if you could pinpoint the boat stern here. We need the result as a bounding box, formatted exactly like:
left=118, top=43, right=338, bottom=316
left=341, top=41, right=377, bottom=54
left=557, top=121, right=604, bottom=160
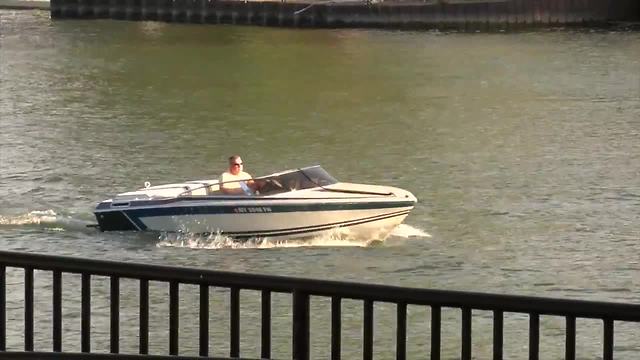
left=94, top=200, right=139, bottom=231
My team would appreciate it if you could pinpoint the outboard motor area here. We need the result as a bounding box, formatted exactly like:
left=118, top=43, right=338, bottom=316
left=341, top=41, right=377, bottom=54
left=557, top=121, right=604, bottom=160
left=94, top=180, right=220, bottom=231
left=94, top=210, right=138, bottom=231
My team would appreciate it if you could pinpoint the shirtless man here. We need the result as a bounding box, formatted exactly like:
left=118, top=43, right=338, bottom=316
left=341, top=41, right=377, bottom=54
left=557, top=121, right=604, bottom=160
left=219, top=155, right=254, bottom=195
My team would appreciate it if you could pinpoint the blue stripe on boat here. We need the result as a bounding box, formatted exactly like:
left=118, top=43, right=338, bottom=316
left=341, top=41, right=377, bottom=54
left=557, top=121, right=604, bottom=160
left=119, top=200, right=414, bottom=218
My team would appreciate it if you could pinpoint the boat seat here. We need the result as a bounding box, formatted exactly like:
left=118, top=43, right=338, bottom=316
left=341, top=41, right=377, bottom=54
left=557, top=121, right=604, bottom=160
left=185, top=180, right=220, bottom=195
left=188, top=186, right=208, bottom=196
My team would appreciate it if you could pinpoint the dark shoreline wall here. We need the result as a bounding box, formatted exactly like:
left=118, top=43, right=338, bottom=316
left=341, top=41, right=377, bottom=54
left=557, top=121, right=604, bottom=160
left=50, top=0, right=640, bottom=30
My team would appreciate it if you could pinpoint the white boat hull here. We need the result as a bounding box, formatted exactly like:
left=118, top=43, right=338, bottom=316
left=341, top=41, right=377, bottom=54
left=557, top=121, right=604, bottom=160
left=94, top=166, right=417, bottom=241
left=136, top=206, right=412, bottom=241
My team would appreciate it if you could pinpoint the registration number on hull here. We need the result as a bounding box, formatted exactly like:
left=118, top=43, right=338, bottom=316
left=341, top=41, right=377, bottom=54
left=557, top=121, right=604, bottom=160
left=233, top=207, right=273, bottom=214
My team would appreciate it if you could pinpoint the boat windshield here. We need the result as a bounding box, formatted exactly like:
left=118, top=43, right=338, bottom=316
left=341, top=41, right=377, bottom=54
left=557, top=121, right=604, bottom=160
left=255, top=166, right=338, bottom=195
left=180, top=165, right=339, bottom=197
left=299, top=166, right=338, bottom=186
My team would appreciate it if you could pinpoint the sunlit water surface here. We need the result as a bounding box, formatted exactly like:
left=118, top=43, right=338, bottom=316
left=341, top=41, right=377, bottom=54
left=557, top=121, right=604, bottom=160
left=1, top=10, right=639, bottom=358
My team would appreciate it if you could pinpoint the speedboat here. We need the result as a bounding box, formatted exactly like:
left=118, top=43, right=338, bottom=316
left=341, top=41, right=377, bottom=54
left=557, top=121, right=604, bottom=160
left=94, top=165, right=417, bottom=241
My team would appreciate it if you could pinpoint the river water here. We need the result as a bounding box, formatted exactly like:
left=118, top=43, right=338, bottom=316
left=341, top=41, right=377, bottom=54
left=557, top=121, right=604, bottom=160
left=1, top=9, right=639, bottom=359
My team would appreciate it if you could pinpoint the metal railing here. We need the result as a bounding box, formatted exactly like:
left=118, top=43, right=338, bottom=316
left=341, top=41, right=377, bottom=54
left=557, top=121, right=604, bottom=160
left=0, top=250, right=639, bottom=359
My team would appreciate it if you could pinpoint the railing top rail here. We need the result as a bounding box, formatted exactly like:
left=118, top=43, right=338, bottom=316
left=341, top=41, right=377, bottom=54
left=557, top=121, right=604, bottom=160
left=1, top=250, right=639, bottom=321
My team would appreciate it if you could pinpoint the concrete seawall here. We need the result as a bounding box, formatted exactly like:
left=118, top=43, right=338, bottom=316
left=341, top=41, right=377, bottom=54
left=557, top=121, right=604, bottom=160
left=0, top=0, right=49, bottom=9
left=45, top=0, right=640, bottom=30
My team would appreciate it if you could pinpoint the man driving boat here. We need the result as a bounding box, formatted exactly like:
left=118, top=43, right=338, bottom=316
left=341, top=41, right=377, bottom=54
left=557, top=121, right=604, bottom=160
left=220, top=155, right=254, bottom=195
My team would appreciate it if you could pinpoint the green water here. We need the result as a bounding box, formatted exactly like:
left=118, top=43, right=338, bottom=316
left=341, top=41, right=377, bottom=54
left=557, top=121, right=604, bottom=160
left=1, top=10, right=639, bottom=358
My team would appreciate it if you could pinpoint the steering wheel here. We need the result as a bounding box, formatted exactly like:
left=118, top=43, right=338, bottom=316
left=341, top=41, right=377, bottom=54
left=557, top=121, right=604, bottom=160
left=269, top=179, right=283, bottom=189
left=255, top=179, right=284, bottom=195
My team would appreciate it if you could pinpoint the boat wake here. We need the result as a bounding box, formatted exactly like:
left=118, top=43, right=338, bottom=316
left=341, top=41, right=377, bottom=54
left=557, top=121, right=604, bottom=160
left=390, top=223, right=432, bottom=238
left=156, top=224, right=431, bottom=250
left=0, top=210, right=95, bottom=232
left=156, top=229, right=372, bottom=249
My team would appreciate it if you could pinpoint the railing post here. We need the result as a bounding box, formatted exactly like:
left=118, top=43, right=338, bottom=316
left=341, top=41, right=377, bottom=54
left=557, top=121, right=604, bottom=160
left=0, top=265, right=5, bottom=352
left=140, top=279, right=149, bottom=355
left=53, top=270, right=62, bottom=352
left=529, top=313, right=539, bottom=360
left=200, top=284, right=209, bottom=357
left=565, top=315, right=576, bottom=360
left=230, top=287, right=240, bottom=358
left=461, top=307, right=471, bottom=360
left=110, top=276, right=120, bottom=353
left=24, top=267, right=33, bottom=352
left=363, top=300, right=373, bottom=360
left=396, top=302, right=407, bottom=360
left=431, top=305, right=441, bottom=360
left=493, top=310, right=503, bottom=360
left=603, top=319, right=614, bottom=360
left=331, top=296, right=341, bottom=360
left=169, top=281, right=179, bottom=355
left=81, top=273, right=91, bottom=353
left=292, top=290, right=310, bottom=360
left=261, top=290, right=271, bottom=359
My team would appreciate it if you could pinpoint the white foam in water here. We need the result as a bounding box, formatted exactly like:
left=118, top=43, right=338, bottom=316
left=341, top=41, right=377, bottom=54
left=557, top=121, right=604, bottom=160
left=157, top=224, right=432, bottom=250
left=0, top=210, right=59, bottom=225
left=156, top=227, right=377, bottom=249
left=390, top=223, right=432, bottom=238
left=0, top=209, right=95, bottom=232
